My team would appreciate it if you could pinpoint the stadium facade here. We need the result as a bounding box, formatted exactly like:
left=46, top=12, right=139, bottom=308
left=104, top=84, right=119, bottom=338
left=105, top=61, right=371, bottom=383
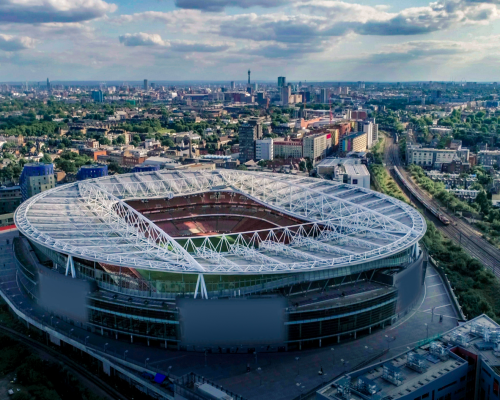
left=14, top=170, right=426, bottom=351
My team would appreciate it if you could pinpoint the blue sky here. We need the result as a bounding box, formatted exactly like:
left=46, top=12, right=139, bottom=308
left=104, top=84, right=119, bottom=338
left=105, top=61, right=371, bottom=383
left=1, top=0, right=500, bottom=82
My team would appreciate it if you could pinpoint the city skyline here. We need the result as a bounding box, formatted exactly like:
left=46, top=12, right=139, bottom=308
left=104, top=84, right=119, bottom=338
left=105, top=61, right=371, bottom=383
left=1, top=0, right=500, bottom=82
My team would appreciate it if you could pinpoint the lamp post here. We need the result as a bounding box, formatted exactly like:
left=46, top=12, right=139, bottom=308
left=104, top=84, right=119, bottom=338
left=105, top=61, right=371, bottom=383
left=257, top=367, right=262, bottom=386
left=295, top=357, right=300, bottom=376
left=145, top=357, right=150, bottom=368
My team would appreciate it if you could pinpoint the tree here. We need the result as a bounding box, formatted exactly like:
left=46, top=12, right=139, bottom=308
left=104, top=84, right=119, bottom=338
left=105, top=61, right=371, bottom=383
left=475, top=190, right=490, bottom=214
left=115, top=134, right=125, bottom=145
left=237, top=164, right=248, bottom=170
left=41, top=153, right=52, bottom=164
left=99, top=137, right=111, bottom=146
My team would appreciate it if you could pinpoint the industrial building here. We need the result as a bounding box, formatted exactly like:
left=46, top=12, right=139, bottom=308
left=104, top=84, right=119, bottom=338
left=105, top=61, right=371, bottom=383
left=316, top=158, right=370, bottom=189
left=318, top=314, right=500, bottom=400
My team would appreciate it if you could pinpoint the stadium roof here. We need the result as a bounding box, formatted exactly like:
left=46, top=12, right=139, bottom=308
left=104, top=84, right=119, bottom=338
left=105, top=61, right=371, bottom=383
left=15, top=170, right=426, bottom=274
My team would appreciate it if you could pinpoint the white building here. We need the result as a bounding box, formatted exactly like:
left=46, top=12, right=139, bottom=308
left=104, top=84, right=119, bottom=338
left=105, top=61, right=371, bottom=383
left=316, top=158, right=370, bottom=189
left=406, top=144, right=469, bottom=168
left=255, top=138, right=274, bottom=161
left=303, top=132, right=332, bottom=163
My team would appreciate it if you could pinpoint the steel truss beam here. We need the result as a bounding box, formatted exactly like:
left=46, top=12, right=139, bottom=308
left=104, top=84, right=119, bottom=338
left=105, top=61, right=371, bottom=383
left=15, top=169, right=426, bottom=274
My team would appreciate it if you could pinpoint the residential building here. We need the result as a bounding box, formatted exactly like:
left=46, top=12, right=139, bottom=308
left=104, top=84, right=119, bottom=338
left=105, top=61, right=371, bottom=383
left=19, top=163, right=56, bottom=202
left=0, top=212, right=14, bottom=227
left=429, top=126, right=453, bottom=135
left=255, top=138, right=274, bottom=161
left=274, top=140, right=303, bottom=159
left=79, top=147, right=107, bottom=161
left=407, top=145, right=470, bottom=168
left=76, top=164, right=108, bottom=181
left=0, top=185, right=22, bottom=214
left=478, top=150, right=500, bottom=166
left=238, top=117, right=264, bottom=162
left=341, top=132, right=368, bottom=153
left=303, top=132, right=332, bottom=163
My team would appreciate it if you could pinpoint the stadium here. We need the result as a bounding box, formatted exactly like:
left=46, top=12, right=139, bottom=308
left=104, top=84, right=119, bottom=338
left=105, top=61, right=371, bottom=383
left=14, top=169, right=426, bottom=352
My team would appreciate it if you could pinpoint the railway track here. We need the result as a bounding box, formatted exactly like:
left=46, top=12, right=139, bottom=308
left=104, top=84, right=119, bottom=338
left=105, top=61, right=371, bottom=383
left=382, top=135, right=500, bottom=275
left=0, top=323, right=127, bottom=400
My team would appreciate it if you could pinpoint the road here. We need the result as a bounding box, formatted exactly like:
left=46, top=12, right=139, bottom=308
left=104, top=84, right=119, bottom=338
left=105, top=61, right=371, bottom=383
left=383, top=135, right=500, bottom=275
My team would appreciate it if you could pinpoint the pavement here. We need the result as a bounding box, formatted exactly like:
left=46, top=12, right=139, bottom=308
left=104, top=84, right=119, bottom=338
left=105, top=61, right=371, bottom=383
left=0, top=230, right=461, bottom=400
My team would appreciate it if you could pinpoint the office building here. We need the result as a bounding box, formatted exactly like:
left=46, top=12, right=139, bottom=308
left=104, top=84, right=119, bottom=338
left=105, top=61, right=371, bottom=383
left=303, top=132, right=332, bottom=163
left=281, top=85, right=291, bottom=105
left=320, top=88, right=328, bottom=103
left=341, top=132, right=368, bottom=153
left=230, top=81, right=235, bottom=89
left=238, top=117, right=264, bottom=162
left=278, top=76, right=286, bottom=88
left=46, top=78, right=50, bottom=92
left=144, top=79, right=148, bottom=91
left=255, top=138, right=274, bottom=161
left=91, top=90, right=104, bottom=103
left=19, top=163, right=56, bottom=202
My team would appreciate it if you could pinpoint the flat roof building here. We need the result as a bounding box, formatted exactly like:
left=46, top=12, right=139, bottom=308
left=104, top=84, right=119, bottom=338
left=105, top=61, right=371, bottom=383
left=318, top=314, right=500, bottom=400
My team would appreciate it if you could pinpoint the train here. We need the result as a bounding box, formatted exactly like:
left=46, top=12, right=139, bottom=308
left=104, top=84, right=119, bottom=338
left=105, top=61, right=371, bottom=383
left=393, top=166, right=450, bottom=225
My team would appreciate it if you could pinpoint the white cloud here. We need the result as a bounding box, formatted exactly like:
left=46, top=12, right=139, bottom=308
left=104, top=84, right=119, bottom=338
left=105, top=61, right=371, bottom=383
left=118, top=34, right=234, bottom=53
left=0, top=0, right=117, bottom=24
left=0, top=34, right=36, bottom=51
left=119, top=33, right=167, bottom=47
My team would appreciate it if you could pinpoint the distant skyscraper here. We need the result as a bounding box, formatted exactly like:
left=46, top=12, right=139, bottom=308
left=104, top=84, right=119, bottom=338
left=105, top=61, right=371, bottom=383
left=248, top=70, right=251, bottom=85
left=281, top=85, right=291, bottom=105
left=46, top=78, right=51, bottom=92
left=278, top=76, right=286, bottom=88
left=239, top=117, right=264, bottom=163
left=144, top=79, right=148, bottom=91
left=320, top=88, right=328, bottom=103
left=91, top=90, right=104, bottom=103
left=231, top=81, right=235, bottom=89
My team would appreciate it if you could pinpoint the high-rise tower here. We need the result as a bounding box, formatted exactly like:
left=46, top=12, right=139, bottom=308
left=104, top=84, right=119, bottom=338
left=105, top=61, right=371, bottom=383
left=248, top=70, right=251, bottom=85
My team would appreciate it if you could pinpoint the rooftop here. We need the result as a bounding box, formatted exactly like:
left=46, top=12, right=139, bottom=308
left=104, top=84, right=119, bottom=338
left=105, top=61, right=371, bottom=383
left=15, top=170, right=425, bottom=274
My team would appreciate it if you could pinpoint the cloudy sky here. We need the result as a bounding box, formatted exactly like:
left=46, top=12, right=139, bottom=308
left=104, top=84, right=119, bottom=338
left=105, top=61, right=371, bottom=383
left=1, top=0, right=500, bottom=82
